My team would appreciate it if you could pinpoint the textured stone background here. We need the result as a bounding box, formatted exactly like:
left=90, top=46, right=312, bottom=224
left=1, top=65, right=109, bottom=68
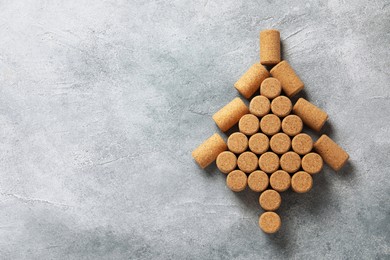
left=0, top=0, right=389, bottom=259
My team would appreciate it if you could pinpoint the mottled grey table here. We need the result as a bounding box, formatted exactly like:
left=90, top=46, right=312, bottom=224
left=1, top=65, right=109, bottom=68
left=0, top=1, right=389, bottom=259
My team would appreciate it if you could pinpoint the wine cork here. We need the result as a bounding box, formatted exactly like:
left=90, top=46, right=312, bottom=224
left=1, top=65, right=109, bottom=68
left=259, top=189, right=281, bottom=211
left=302, top=152, right=323, bottom=174
left=213, top=97, right=249, bottom=132
left=226, top=170, right=247, bottom=192
left=249, top=95, right=270, bottom=117
left=259, top=212, right=281, bottom=234
left=282, top=115, right=303, bottom=136
left=248, top=133, right=269, bottom=155
left=260, top=77, right=282, bottom=99
left=270, top=133, right=291, bottom=155
left=239, top=114, right=260, bottom=136
left=270, top=60, right=304, bottom=97
left=280, top=151, right=301, bottom=173
left=270, top=170, right=291, bottom=192
left=248, top=170, right=269, bottom=192
left=260, top=114, right=281, bottom=136
left=292, top=133, right=313, bottom=155
left=192, top=133, right=227, bottom=169
left=216, top=151, right=237, bottom=174
left=271, top=96, right=292, bottom=117
left=227, top=132, right=248, bottom=154
left=291, top=171, right=313, bottom=193
left=260, top=29, right=281, bottom=65
left=292, top=98, right=328, bottom=132
left=237, top=151, right=258, bottom=173
left=234, top=64, right=270, bottom=99
left=259, top=152, right=279, bottom=174
left=313, top=135, right=349, bottom=171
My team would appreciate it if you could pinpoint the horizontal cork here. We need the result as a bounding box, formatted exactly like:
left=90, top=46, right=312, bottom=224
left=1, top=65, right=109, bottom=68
left=192, top=133, right=227, bottom=169
left=282, top=115, right=303, bottom=136
left=259, top=212, right=281, bottom=234
left=270, top=133, right=291, bottom=155
left=291, top=171, right=313, bottom=193
left=226, top=170, right=247, bottom=192
left=260, top=114, right=281, bottom=135
left=239, top=114, right=260, bottom=136
left=227, top=132, right=248, bottom=154
left=249, top=95, right=270, bottom=117
left=237, top=151, right=258, bottom=173
left=249, top=133, right=269, bottom=155
left=302, top=152, right=323, bottom=174
left=293, top=98, right=328, bottom=132
left=259, top=152, right=280, bottom=174
left=260, top=29, right=281, bottom=65
left=216, top=151, right=237, bottom=174
left=280, top=151, right=301, bottom=173
left=234, top=64, right=270, bottom=99
left=213, top=97, right=249, bottom=132
left=260, top=77, right=282, bottom=99
left=270, top=170, right=291, bottom=192
left=248, top=170, right=269, bottom=192
left=292, top=133, right=313, bottom=155
left=259, top=189, right=281, bottom=211
left=314, top=135, right=349, bottom=171
left=271, top=96, right=292, bottom=117
left=270, top=60, right=304, bottom=97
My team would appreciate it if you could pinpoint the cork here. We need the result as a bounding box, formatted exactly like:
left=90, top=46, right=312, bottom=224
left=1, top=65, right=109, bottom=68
left=282, top=115, right=303, bottom=136
left=291, top=171, right=313, bottom=193
left=280, top=151, right=301, bottom=173
left=270, top=60, right=304, bottom=97
left=260, top=29, right=281, bottom=65
left=270, top=133, right=291, bottom=155
left=248, top=170, right=269, bottom=192
left=216, top=151, right=237, bottom=174
left=237, top=151, right=258, bottom=173
left=260, top=114, right=281, bottom=136
left=292, top=98, right=328, bottom=132
left=302, top=152, right=323, bottom=174
left=292, top=133, right=313, bottom=155
left=249, top=95, right=270, bottom=117
left=234, top=64, right=270, bottom=99
left=270, top=170, right=291, bottom=192
left=313, top=134, right=349, bottom=171
left=213, top=97, right=250, bottom=132
left=227, top=132, right=248, bottom=154
left=260, top=77, right=282, bottom=99
left=248, top=133, right=269, bottom=155
left=226, top=170, right=247, bottom=192
left=239, top=114, right=260, bottom=136
left=192, top=133, right=227, bottom=169
left=259, top=212, right=281, bottom=234
left=259, top=152, right=279, bottom=174
left=259, top=189, right=281, bottom=211
left=271, top=96, right=292, bottom=117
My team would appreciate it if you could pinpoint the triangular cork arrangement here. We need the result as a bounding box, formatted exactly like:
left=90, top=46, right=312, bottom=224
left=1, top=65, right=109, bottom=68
left=192, top=29, right=349, bottom=234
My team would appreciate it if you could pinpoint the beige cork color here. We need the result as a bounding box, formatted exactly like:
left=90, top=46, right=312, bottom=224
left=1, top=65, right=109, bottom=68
left=259, top=189, right=281, bottom=211
left=291, top=171, right=313, bottom=193
left=314, top=134, right=349, bottom=171
left=293, top=98, right=328, bottom=132
left=249, top=95, right=270, bottom=117
left=292, top=133, right=313, bottom=155
left=282, top=115, right=303, bottom=136
left=270, top=170, right=291, bottom=192
left=271, top=96, right=292, bottom=117
left=259, top=212, right=281, bottom=234
left=260, top=77, right=282, bottom=99
left=260, top=29, right=281, bottom=65
left=270, top=60, right=304, bottom=97
left=239, top=114, right=260, bottom=136
left=192, top=133, right=227, bottom=169
left=216, top=151, right=237, bottom=174
left=226, top=170, right=247, bottom=192
left=213, top=97, right=249, bottom=132
left=227, top=132, right=248, bottom=154
left=248, top=133, right=269, bottom=155
left=234, top=64, right=270, bottom=99
left=270, top=133, right=291, bottom=154
left=259, top=152, right=280, bottom=174
left=237, top=151, right=258, bottom=173
left=260, top=114, right=281, bottom=135
left=302, top=152, right=323, bottom=174
left=280, top=151, right=301, bottom=173
left=248, top=170, right=269, bottom=192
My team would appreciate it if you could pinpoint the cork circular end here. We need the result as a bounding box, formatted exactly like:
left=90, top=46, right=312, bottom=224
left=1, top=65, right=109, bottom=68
left=248, top=170, right=269, bottom=192
left=259, top=152, right=280, bottom=174
left=237, top=151, right=258, bottom=173
left=259, top=189, right=281, bottom=211
left=260, top=114, right=281, bottom=136
left=249, top=133, right=269, bottom=154
left=280, top=151, right=301, bottom=173
left=270, top=133, right=291, bottom=155
left=259, top=212, right=281, bottom=234
left=239, top=114, right=260, bottom=136
left=271, top=96, right=292, bottom=117
left=260, top=77, right=282, bottom=99
left=270, top=170, right=291, bottom=192
left=291, top=171, right=313, bottom=193
left=292, top=133, right=313, bottom=155
left=302, top=152, right=323, bottom=174
left=227, top=132, right=248, bottom=154
left=216, top=151, right=237, bottom=174
left=226, top=170, right=247, bottom=192
left=249, top=95, right=270, bottom=117
left=282, top=115, right=303, bottom=136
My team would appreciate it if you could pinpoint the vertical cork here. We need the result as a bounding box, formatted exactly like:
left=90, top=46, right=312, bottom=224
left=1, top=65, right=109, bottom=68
left=259, top=212, right=281, bottom=234
left=192, top=133, right=227, bottom=169
left=293, top=98, right=328, bottom=132
left=314, top=135, right=349, bottom=171
left=270, top=60, right=304, bottom=97
left=213, top=97, right=249, bottom=132
left=260, top=29, right=281, bottom=65
left=234, top=64, right=270, bottom=99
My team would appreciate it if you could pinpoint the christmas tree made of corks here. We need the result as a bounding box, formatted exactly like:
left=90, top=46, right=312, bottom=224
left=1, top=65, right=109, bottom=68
left=192, top=29, right=349, bottom=234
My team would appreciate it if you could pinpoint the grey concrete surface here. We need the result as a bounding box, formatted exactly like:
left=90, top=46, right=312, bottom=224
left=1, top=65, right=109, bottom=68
left=0, top=0, right=389, bottom=259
